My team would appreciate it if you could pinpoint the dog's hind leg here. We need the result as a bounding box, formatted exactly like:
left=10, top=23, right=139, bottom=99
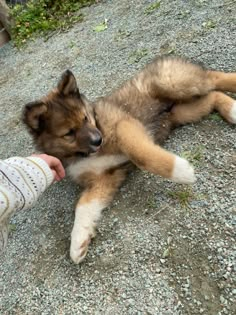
left=207, top=70, right=236, bottom=93
left=116, top=118, right=196, bottom=184
left=170, top=91, right=236, bottom=125
left=70, top=169, right=126, bottom=264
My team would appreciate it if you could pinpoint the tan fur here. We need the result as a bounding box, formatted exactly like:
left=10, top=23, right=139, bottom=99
left=116, top=118, right=175, bottom=178
left=79, top=169, right=127, bottom=203
left=171, top=91, right=236, bottom=125
left=208, top=71, right=236, bottom=92
left=22, top=57, right=236, bottom=263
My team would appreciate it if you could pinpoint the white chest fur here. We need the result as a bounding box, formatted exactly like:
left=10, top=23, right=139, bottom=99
left=67, top=154, right=128, bottom=181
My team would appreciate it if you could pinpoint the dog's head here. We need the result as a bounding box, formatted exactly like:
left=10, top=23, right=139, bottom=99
left=23, top=70, right=102, bottom=160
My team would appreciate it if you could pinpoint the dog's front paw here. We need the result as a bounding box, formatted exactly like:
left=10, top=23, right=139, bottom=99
left=171, top=156, right=196, bottom=184
left=70, top=226, right=95, bottom=264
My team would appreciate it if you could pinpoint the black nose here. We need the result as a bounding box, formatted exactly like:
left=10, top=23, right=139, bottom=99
left=90, top=133, right=102, bottom=147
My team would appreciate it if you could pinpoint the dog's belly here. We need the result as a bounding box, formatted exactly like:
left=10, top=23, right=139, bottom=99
left=67, top=154, right=128, bottom=181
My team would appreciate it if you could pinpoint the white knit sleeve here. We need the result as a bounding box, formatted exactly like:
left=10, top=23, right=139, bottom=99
left=0, top=157, right=54, bottom=221
left=0, top=156, right=54, bottom=254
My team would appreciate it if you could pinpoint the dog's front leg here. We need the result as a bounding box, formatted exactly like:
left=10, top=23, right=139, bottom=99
left=116, top=118, right=196, bottom=184
left=70, top=198, right=104, bottom=264
left=70, top=169, right=126, bottom=264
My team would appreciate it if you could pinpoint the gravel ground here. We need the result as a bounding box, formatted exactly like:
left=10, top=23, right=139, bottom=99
left=0, top=0, right=236, bottom=314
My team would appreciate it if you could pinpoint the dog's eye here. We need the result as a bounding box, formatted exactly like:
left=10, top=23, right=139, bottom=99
left=84, top=116, right=88, bottom=122
left=64, top=129, right=75, bottom=137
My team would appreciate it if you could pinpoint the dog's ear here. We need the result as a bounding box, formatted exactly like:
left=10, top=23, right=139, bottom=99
left=57, top=70, right=80, bottom=97
left=23, top=101, right=47, bottom=133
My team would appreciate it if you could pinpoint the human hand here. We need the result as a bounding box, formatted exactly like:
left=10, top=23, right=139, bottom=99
left=32, top=154, right=66, bottom=182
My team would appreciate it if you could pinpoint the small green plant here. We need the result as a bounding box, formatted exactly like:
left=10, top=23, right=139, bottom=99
left=209, top=112, right=222, bottom=122
left=114, top=29, right=131, bottom=41
left=196, top=0, right=207, bottom=7
left=162, top=236, right=173, bottom=258
left=177, top=9, right=190, bottom=19
left=146, top=195, right=156, bottom=209
left=10, top=0, right=95, bottom=47
left=181, top=145, right=204, bottom=166
left=144, top=1, right=161, bottom=15
left=168, top=188, right=207, bottom=209
left=93, top=18, right=108, bottom=32
left=166, top=48, right=176, bottom=55
left=9, top=223, right=17, bottom=232
left=202, top=19, right=217, bottom=29
left=69, top=40, right=76, bottom=48
left=159, top=42, right=176, bottom=55
left=128, top=48, right=149, bottom=64
left=168, top=187, right=194, bottom=208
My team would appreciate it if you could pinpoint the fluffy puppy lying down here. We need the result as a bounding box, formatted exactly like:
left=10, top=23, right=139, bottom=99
left=23, top=56, right=236, bottom=263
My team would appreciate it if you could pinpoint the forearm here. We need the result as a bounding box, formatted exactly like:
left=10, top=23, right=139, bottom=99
left=0, top=156, right=54, bottom=222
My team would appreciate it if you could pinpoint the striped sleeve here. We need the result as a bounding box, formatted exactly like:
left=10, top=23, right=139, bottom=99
left=0, top=157, right=54, bottom=222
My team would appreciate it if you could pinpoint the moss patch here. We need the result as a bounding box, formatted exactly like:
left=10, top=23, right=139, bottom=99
left=10, top=0, right=96, bottom=47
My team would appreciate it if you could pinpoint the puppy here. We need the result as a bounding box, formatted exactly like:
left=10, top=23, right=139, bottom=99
left=23, top=56, right=236, bottom=263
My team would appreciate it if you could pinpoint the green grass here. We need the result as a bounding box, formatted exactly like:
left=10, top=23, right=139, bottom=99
left=10, top=0, right=95, bottom=47
left=93, top=19, right=108, bottom=32
left=177, top=9, right=190, bottom=19
left=202, top=19, right=217, bottom=29
left=209, top=112, right=223, bottom=122
left=146, top=195, right=156, bottom=209
left=114, top=29, right=131, bottom=41
left=128, top=48, right=149, bottom=64
left=144, top=1, right=161, bottom=15
left=9, top=223, right=17, bottom=232
left=168, top=187, right=194, bottom=208
left=180, top=145, right=204, bottom=166
left=168, top=187, right=207, bottom=209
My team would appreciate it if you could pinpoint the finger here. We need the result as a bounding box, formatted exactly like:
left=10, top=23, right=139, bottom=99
left=50, top=159, right=66, bottom=179
left=52, top=170, right=61, bottom=182
left=53, top=163, right=66, bottom=180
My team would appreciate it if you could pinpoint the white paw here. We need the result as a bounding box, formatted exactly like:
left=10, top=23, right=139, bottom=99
left=229, top=101, right=236, bottom=124
left=171, top=156, right=196, bottom=184
left=70, top=226, right=95, bottom=264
